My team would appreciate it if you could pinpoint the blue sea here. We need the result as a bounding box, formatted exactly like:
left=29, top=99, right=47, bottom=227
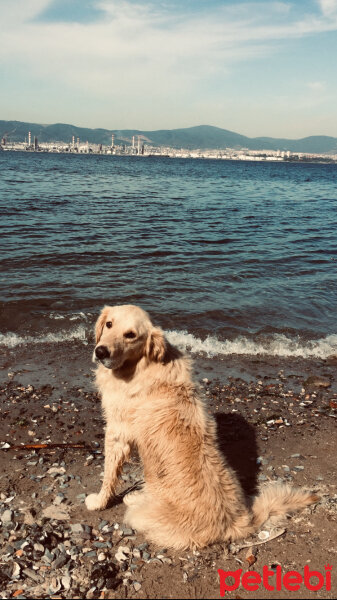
left=1, top=150, right=336, bottom=359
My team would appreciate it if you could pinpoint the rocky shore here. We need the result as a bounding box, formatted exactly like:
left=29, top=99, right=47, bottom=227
left=0, top=341, right=336, bottom=599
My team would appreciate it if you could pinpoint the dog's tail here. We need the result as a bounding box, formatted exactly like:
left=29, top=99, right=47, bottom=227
left=250, top=483, right=319, bottom=530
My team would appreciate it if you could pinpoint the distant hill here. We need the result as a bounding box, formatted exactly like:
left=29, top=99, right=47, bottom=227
left=1, top=120, right=337, bottom=154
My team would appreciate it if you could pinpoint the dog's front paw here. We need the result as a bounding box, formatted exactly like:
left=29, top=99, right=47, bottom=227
left=85, top=493, right=107, bottom=511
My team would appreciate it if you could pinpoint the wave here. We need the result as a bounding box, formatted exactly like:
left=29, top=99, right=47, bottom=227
left=165, top=330, right=337, bottom=359
left=0, top=325, right=336, bottom=359
left=0, top=325, right=87, bottom=348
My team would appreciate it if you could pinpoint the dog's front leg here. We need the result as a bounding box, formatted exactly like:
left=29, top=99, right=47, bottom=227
left=85, top=430, right=130, bottom=511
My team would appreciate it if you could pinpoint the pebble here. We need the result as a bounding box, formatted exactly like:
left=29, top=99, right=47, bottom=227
left=97, top=552, right=106, bottom=561
left=121, top=528, right=134, bottom=536
left=134, top=582, right=142, bottom=592
left=47, top=467, right=66, bottom=475
left=52, top=554, right=68, bottom=569
left=22, top=568, right=40, bottom=583
left=54, top=495, right=65, bottom=505
left=62, top=575, right=71, bottom=590
left=70, top=523, right=85, bottom=535
left=1, top=509, right=14, bottom=524
left=115, top=547, right=130, bottom=562
left=12, top=562, right=21, bottom=578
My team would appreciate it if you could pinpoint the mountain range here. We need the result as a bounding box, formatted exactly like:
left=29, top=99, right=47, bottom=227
left=1, top=120, right=337, bottom=154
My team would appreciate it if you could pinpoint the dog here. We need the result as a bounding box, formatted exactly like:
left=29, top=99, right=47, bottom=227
left=85, top=304, right=318, bottom=549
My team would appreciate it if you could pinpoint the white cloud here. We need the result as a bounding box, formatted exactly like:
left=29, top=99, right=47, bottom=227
left=318, top=0, right=337, bottom=16
left=307, top=81, right=326, bottom=91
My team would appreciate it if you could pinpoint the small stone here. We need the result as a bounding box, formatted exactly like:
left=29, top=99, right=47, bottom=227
left=121, top=528, right=134, bottom=536
left=33, top=543, right=45, bottom=553
left=49, top=577, right=61, bottom=594
left=97, top=552, right=106, bottom=561
left=12, top=562, right=21, bottom=578
left=52, top=554, right=68, bottom=569
left=115, top=546, right=130, bottom=562
left=54, top=495, right=65, bottom=505
left=22, top=568, right=40, bottom=583
left=138, top=542, right=148, bottom=550
left=70, top=523, right=85, bottom=535
left=42, top=505, right=70, bottom=520
left=62, top=575, right=71, bottom=590
left=1, top=509, right=14, bottom=524
left=134, top=582, right=142, bottom=592
left=47, top=467, right=66, bottom=475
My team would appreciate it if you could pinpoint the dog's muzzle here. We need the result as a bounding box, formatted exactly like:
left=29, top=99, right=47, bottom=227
left=94, top=345, right=122, bottom=369
left=95, top=345, right=110, bottom=361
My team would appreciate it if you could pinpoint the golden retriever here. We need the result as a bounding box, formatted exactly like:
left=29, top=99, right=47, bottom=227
left=85, top=304, right=317, bottom=549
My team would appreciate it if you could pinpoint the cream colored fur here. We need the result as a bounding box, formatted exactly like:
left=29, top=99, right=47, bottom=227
left=85, top=304, right=318, bottom=549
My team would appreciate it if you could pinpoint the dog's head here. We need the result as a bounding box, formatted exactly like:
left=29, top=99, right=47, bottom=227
left=93, top=304, right=166, bottom=370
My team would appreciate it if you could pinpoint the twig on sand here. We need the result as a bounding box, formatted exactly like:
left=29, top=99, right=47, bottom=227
left=231, top=528, right=286, bottom=552
left=2, top=442, right=88, bottom=451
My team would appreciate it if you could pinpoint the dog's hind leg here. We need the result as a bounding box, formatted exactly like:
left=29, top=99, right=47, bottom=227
left=123, top=489, right=145, bottom=507
left=123, top=497, right=192, bottom=550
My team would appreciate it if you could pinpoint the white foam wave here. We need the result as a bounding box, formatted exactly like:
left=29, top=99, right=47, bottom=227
left=165, top=330, right=337, bottom=359
left=1, top=326, right=336, bottom=359
left=0, top=325, right=87, bottom=348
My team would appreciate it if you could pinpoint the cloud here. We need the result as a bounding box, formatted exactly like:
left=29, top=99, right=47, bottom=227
left=318, top=0, right=337, bottom=16
left=307, top=81, right=326, bottom=91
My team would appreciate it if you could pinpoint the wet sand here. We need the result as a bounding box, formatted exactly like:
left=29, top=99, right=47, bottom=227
left=0, top=341, right=336, bottom=599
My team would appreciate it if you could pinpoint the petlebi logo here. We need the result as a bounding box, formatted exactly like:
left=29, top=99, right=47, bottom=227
left=218, top=564, right=332, bottom=596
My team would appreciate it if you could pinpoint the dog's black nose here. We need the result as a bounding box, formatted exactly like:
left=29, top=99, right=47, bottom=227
left=95, top=345, right=110, bottom=360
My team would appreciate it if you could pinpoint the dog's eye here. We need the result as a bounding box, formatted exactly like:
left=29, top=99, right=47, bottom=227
left=124, top=331, right=136, bottom=339
left=106, top=321, right=112, bottom=329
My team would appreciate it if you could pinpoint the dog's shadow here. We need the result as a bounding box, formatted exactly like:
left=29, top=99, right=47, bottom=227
left=215, top=413, right=260, bottom=497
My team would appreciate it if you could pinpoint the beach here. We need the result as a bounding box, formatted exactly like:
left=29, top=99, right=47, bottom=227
left=0, top=339, right=336, bottom=599
left=1, top=151, right=336, bottom=598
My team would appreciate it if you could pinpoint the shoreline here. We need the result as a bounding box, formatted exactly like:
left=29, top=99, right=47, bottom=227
left=0, top=341, right=336, bottom=598
left=1, top=148, right=337, bottom=165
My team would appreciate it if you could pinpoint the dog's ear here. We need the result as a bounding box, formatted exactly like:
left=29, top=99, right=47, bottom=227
left=145, top=327, right=166, bottom=362
left=95, top=307, right=109, bottom=344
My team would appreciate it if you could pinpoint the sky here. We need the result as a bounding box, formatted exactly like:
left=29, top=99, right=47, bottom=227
left=1, top=0, right=337, bottom=138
